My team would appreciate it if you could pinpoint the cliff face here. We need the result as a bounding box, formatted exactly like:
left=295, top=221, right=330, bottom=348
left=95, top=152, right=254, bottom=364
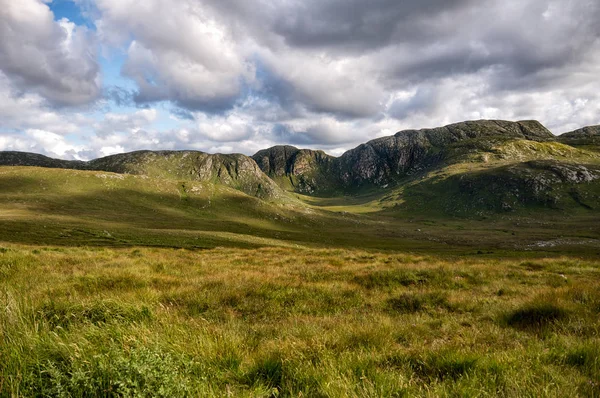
left=252, top=146, right=337, bottom=193
left=254, top=120, right=555, bottom=193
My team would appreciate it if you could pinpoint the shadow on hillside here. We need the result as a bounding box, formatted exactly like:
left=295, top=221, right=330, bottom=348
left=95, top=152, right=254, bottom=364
left=0, top=176, right=44, bottom=192
left=0, top=182, right=363, bottom=249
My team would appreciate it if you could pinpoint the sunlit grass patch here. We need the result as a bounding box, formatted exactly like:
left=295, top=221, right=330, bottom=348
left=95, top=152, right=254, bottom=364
left=37, top=300, right=152, bottom=328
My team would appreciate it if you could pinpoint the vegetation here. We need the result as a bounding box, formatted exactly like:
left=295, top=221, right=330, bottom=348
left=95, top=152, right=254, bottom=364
left=1, top=245, right=599, bottom=396
left=0, top=143, right=599, bottom=396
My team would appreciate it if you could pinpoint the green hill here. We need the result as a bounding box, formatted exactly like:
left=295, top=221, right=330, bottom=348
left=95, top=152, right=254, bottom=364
left=0, top=150, right=284, bottom=200
left=2, top=119, right=600, bottom=220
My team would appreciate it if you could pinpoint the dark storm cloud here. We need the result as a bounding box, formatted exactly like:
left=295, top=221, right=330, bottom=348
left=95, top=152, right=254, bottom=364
left=381, top=0, right=600, bottom=86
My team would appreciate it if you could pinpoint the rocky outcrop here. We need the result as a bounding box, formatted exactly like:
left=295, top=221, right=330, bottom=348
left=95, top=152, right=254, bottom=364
left=254, top=120, right=556, bottom=193
left=251, top=146, right=337, bottom=193
left=558, top=125, right=600, bottom=146
left=0, top=150, right=283, bottom=200
left=338, top=120, right=553, bottom=187
left=455, top=160, right=600, bottom=212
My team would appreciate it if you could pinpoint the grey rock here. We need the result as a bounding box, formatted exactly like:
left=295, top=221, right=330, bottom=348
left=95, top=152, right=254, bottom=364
left=254, top=119, right=555, bottom=193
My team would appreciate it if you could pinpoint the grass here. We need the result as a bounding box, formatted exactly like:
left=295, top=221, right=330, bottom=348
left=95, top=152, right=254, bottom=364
left=0, top=165, right=599, bottom=396
left=1, top=246, right=599, bottom=396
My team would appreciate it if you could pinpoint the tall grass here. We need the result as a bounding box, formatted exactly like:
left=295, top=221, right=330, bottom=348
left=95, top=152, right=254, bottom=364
left=1, top=246, right=599, bottom=396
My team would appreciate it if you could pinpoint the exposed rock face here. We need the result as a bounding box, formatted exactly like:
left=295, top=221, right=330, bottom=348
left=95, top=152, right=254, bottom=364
left=558, top=125, right=600, bottom=146
left=89, top=151, right=283, bottom=199
left=339, top=120, right=553, bottom=186
left=452, top=160, right=600, bottom=212
left=0, top=150, right=283, bottom=200
left=254, top=120, right=555, bottom=193
left=251, top=146, right=336, bottom=193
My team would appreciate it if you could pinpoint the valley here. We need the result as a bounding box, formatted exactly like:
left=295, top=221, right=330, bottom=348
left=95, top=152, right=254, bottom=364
left=0, top=119, right=599, bottom=396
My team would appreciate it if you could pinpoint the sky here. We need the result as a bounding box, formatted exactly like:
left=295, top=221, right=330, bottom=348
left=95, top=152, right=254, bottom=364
left=0, top=0, right=599, bottom=160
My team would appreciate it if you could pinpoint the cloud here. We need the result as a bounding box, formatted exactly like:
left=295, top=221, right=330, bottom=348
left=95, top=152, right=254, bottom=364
left=0, top=0, right=101, bottom=106
left=1, top=0, right=600, bottom=159
left=0, top=72, right=87, bottom=135
left=94, top=108, right=158, bottom=137
left=95, top=0, right=252, bottom=112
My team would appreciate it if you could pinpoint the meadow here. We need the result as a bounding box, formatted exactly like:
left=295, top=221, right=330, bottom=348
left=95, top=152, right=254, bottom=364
left=0, top=166, right=599, bottom=397
left=1, top=246, right=599, bottom=397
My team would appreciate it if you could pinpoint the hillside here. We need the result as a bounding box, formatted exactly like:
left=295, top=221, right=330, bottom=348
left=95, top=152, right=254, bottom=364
left=557, top=125, right=600, bottom=150
left=253, top=120, right=600, bottom=216
left=253, top=120, right=555, bottom=194
left=2, top=119, right=600, bottom=217
left=0, top=150, right=284, bottom=200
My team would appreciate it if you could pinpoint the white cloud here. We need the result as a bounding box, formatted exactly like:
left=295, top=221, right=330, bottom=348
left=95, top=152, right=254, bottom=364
left=0, top=0, right=100, bottom=105
left=0, top=72, right=87, bottom=135
left=1, top=0, right=600, bottom=160
left=95, top=0, right=251, bottom=110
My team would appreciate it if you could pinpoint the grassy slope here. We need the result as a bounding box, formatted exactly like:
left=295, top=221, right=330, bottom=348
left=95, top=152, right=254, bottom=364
left=1, top=166, right=599, bottom=255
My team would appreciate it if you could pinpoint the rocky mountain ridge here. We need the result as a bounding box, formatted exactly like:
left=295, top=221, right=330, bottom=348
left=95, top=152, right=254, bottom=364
left=252, top=119, right=559, bottom=193
left=2, top=119, right=599, bottom=213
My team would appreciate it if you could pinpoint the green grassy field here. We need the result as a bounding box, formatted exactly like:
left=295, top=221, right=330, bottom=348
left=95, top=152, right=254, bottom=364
left=1, top=166, right=599, bottom=397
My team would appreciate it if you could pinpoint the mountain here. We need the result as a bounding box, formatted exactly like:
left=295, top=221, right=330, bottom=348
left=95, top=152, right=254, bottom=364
left=253, top=120, right=555, bottom=194
left=557, top=125, right=600, bottom=148
left=252, top=120, right=600, bottom=215
left=87, top=151, right=283, bottom=200
left=0, top=150, right=283, bottom=200
left=2, top=119, right=600, bottom=216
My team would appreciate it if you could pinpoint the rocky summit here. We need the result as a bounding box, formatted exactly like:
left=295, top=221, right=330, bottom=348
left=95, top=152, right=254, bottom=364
left=253, top=119, right=556, bottom=193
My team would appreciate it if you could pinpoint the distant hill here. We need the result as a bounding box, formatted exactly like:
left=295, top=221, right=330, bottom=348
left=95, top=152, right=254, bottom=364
left=0, top=150, right=284, bottom=200
left=253, top=120, right=556, bottom=194
left=2, top=119, right=600, bottom=216
left=557, top=125, right=600, bottom=148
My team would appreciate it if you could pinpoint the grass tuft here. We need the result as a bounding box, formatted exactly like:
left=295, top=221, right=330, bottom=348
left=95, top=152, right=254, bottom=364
left=504, top=300, right=569, bottom=330
left=244, top=355, right=285, bottom=392
left=386, top=292, right=450, bottom=314
left=37, top=300, right=152, bottom=328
